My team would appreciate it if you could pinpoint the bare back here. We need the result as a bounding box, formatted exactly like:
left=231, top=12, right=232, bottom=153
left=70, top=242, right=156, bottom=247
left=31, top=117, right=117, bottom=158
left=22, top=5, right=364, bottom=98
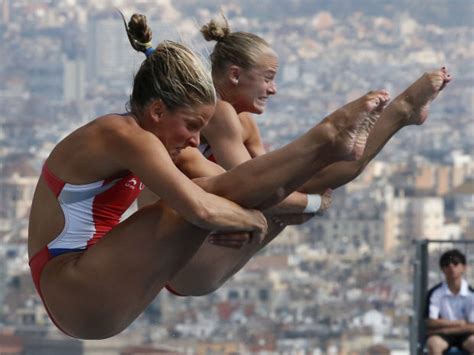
left=28, top=114, right=142, bottom=257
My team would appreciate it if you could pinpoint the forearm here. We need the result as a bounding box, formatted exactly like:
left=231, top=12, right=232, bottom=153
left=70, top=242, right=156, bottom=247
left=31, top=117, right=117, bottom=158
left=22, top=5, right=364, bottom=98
left=264, top=191, right=308, bottom=214
left=463, top=323, right=474, bottom=333
left=432, top=324, right=474, bottom=335
left=192, top=192, right=266, bottom=233
left=427, top=318, right=467, bottom=329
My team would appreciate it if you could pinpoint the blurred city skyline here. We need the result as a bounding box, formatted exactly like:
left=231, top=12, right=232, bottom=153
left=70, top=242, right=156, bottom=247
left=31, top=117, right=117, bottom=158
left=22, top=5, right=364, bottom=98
left=0, top=0, right=473, bottom=354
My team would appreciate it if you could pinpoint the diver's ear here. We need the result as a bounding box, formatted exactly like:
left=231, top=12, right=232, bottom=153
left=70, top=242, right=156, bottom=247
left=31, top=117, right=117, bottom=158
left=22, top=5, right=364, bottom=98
left=228, top=65, right=241, bottom=85
left=149, top=100, right=166, bottom=123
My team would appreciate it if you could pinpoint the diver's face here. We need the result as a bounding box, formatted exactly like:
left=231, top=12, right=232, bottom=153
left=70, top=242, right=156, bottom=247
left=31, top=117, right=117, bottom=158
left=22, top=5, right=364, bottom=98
left=235, top=51, right=278, bottom=114
left=155, top=103, right=215, bottom=160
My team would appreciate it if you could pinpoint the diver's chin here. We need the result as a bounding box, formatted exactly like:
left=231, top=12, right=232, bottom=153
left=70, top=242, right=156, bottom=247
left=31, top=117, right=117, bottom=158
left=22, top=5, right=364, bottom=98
left=252, top=106, right=265, bottom=115
left=252, top=100, right=267, bottom=114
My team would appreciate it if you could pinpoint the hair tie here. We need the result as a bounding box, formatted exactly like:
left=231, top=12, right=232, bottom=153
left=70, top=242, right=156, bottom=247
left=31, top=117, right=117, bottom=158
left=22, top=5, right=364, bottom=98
left=133, top=39, right=155, bottom=57
left=145, top=47, right=155, bottom=57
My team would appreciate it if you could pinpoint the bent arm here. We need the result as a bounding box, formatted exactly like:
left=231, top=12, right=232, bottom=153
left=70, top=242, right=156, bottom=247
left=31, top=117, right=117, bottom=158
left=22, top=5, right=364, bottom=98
left=137, top=146, right=226, bottom=208
left=203, top=109, right=315, bottom=214
left=201, top=102, right=253, bottom=170
left=426, top=318, right=467, bottom=330
left=106, top=125, right=266, bottom=234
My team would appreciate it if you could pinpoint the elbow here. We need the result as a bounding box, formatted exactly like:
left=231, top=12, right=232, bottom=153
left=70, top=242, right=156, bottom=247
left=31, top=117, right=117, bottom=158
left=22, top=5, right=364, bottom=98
left=425, top=318, right=435, bottom=329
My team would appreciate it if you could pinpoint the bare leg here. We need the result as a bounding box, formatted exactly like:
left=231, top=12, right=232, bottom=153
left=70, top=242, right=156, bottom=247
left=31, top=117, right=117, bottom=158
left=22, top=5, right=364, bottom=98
left=164, top=91, right=389, bottom=295
left=463, top=335, right=474, bottom=353
left=200, top=90, right=390, bottom=209
left=41, top=202, right=210, bottom=339
left=168, top=70, right=451, bottom=295
left=168, top=219, right=286, bottom=295
left=39, top=91, right=388, bottom=338
left=426, top=335, right=449, bottom=355
left=298, top=68, right=452, bottom=194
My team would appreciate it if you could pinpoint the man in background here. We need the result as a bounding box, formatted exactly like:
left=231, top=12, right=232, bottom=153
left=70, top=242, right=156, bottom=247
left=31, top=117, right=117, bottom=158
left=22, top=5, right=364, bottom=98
left=425, top=249, right=474, bottom=354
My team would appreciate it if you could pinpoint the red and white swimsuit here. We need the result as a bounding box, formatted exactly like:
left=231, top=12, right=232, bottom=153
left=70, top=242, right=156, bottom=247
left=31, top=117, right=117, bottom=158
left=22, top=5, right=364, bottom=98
left=198, top=142, right=216, bottom=163
left=40, top=163, right=143, bottom=255
left=29, top=164, right=143, bottom=334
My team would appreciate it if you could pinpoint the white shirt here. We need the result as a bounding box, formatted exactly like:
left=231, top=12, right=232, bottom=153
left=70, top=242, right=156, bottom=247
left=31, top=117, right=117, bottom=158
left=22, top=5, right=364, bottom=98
left=427, top=279, right=474, bottom=322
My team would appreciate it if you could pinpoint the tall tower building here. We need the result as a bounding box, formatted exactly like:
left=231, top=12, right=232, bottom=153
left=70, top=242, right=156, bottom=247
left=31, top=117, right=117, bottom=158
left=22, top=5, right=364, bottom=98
left=410, top=197, right=445, bottom=240
left=0, top=248, right=5, bottom=321
left=63, top=55, right=85, bottom=102
left=0, top=162, right=37, bottom=233
left=86, top=12, right=142, bottom=89
left=1, top=0, right=10, bottom=24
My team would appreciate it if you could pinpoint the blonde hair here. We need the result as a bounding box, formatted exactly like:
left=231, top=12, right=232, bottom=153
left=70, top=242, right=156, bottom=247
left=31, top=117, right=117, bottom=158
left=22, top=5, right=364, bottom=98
left=122, top=13, right=216, bottom=113
left=200, top=15, right=272, bottom=79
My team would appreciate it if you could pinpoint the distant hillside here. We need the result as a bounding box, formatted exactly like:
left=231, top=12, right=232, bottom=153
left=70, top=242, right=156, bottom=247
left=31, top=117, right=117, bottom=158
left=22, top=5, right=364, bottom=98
left=177, top=0, right=474, bottom=27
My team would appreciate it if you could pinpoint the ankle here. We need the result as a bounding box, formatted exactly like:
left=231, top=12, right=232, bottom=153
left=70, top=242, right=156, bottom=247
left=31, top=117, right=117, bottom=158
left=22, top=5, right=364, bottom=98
left=389, top=95, right=415, bottom=126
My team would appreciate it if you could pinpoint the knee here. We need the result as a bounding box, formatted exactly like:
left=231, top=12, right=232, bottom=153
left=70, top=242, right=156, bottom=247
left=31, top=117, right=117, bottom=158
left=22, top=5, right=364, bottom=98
left=463, top=335, right=474, bottom=352
left=426, top=335, right=448, bottom=353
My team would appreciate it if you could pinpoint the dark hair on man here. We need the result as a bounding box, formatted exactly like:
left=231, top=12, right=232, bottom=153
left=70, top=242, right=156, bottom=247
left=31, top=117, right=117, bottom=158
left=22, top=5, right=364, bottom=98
left=439, top=249, right=466, bottom=268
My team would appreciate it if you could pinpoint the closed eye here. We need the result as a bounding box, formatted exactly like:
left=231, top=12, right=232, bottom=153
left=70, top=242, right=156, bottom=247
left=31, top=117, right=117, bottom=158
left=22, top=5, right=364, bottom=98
left=187, top=123, right=200, bottom=131
left=186, top=119, right=203, bottom=132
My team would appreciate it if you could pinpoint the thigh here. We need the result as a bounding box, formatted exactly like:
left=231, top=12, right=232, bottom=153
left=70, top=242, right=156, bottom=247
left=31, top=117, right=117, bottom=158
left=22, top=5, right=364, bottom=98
left=437, top=333, right=469, bottom=348
left=167, top=219, right=285, bottom=296
left=40, top=202, right=209, bottom=339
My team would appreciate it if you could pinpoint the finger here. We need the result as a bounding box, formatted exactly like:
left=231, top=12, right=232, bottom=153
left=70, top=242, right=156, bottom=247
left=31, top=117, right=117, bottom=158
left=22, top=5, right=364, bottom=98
left=209, top=232, right=251, bottom=240
left=209, top=231, right=251, bottom=238
left=271, top=217, right=281, bottom=224
left=208, top=236, right=251, bottom=246
left=209, top=241, right=247, bottom=249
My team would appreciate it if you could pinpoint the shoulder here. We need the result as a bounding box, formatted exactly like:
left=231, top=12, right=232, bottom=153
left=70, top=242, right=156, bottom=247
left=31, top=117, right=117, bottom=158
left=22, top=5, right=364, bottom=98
left=209, top=100, right=241, bottom=127
left=94, top=113, right=140, bottom=135
left=47, top=113, right=161, bottom=181
left=94, top=114, right=166, bottom=170
left=96, top=114, right=156, bottom=146
left=427, top=282, right=443, bottom=301
left=215, top=99, right=238, bottom=117
left=203, top=100, right=243, bottom=138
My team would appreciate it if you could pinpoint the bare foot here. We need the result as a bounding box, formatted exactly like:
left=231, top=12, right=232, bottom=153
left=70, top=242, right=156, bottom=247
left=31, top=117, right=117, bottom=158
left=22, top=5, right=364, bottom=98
left=397, top=67, right=452, bottom=126
left=353, top=90, right=391, bottom=159
left=324, top=90, right=390, bottom=160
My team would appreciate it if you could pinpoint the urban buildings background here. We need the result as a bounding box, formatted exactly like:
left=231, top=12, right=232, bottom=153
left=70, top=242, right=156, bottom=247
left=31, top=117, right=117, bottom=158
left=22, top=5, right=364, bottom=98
left=0, top=0, right=473, bottom=353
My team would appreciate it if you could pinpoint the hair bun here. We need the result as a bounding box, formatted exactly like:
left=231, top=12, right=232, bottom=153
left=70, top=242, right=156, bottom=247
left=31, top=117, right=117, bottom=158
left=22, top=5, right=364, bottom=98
left=200, top=17, right=230, bottom=42
left=120, top=11, right=153, bottom=53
